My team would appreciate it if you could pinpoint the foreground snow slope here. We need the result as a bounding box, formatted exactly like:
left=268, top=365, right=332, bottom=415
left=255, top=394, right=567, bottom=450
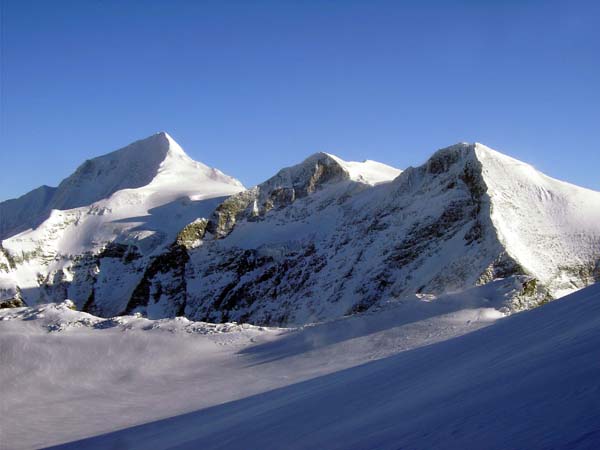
left=49, top=282, right=600, bottom=450
left=0, top=132, right=244, bottom=314
left=0, top=280, right=518, bottom=450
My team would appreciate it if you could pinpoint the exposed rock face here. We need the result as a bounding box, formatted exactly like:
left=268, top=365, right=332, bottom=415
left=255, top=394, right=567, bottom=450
left=206, top=153, right=352, bottom=238
left=206, top=189, right=259, bottom=238
left=0, top=286, right=25, bottom=308
left=0, top=243, right=16, bottom=273
left=122, top=243, right=189, bottom=318
left=176, top=219, right=209, bottom=249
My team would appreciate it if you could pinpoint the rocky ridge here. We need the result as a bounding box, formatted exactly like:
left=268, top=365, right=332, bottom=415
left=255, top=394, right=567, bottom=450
left=2, top=136, right=599, bottom=326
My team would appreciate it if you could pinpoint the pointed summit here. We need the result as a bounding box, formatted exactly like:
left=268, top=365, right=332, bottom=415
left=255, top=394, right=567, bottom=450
left=49, top=133, right=177, bottom=210
left=325, top=153, right=401, bottom=185
left=0, top=133, right=244, bottom=240
left=155, top=131, right=191, bottom=159
left=205, top=151, right=397, bottom=238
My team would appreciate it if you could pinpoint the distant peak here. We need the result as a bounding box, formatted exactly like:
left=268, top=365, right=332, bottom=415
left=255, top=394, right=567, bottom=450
left=291, top=151, right=402, bottom=185
left=300, top=151, right=341, bottom=165
left=155, top=130, right=176, bottom=145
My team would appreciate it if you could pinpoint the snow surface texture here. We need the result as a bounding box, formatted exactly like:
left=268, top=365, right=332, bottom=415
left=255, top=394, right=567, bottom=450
left=2, top=280, right=517, bottom=449
left=0, top=133, right=244, bottom=314
left=131, top=142, right=600, bottom=324
left=2, top=282, right=599, bottom=449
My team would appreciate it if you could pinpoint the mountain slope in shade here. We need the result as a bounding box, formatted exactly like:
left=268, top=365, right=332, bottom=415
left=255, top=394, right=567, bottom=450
left=47, top=281, right=600, bottom=450
left=0, top=185, right=57, bottom=240
left=129, top=142, right=600, bottom=325
left=0, top=133, right=244, bottom=314
left=0, top=278, right=526, bottom=449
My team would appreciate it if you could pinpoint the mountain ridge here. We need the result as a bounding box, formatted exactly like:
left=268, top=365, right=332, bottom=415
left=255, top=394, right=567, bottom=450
left=1, top=134, right=598, bottom=326
left=120, top=140, right=599, bottom=324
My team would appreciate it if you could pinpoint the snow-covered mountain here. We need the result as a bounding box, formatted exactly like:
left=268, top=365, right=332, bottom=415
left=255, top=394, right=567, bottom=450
left=0, top=132, right=244, bottom=314
left=126, top=143, right=600, bottom=324
left=1, top=137, right=599, bottom=325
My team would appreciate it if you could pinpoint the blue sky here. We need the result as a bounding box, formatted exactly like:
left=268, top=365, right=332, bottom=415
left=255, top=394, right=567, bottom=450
left=1, top=0, right=599, bottom=201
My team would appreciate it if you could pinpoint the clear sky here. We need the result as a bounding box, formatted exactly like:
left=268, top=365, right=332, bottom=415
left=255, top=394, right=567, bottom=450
left=1, top=0, right=599, bottom=201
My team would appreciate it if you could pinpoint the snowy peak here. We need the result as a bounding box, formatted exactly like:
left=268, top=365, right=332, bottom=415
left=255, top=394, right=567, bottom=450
left=151, top=133, right=243, bottom=191
left=0, top=132, right=247, bottom=314
left=50, top=132, right=185, bottom=210
left=397, top=141, right=600, bottom=296
left=0, top=133, right=244, bottom=240
left=269, top=151, right=401, bottom=190
left=269, top=151, right=351, bottom=191
left=472, top=143, right=600, bottom=295
left=205, top=151, right=399, bottom=238
left=205, top=151, right=352, bottom=237
left=2, top=135, right=599, bottom=327
left=325, top=153, right=401, bottom=185
left=177, top=141, right=600, bottom=325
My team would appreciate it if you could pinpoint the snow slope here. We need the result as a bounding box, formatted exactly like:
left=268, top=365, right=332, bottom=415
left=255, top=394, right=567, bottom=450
left=2, top=282, right=599, bottom=449
left=477, top=144, right=600, bottom=296
left=132, top=142, right=600, bottom=325
left=54, top=283, right=600, bottom=450
left=0, top=132, right=244, bottom=314
left=0, top=279, right=518, bottom=449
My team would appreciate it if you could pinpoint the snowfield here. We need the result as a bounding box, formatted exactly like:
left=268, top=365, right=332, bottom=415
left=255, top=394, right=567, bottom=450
left=2, top=282, right=600, bottom=449
left=2, top=280, right=517, bottom=450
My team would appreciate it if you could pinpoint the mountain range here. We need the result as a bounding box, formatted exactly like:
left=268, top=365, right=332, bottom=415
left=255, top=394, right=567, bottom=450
left=1, top=132, right=599, bottom=325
